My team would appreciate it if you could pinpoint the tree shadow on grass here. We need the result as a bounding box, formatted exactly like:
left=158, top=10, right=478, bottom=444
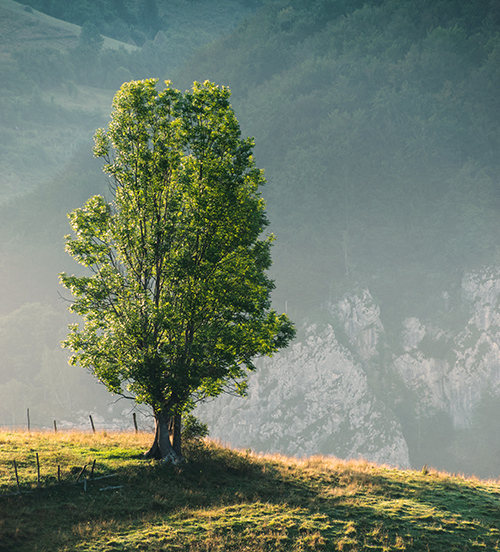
left=135, top=442, right=500, bottom=550
left=1, top=442, right=500, bottom=551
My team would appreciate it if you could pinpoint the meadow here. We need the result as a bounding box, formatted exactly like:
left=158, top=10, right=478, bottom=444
left=0, top=431, right=499, bottom=551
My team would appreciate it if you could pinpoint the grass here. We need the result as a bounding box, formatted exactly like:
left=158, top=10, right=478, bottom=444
left=0, top=431, right=500, bottom=551
left=0, top=0, right=137, bottom=56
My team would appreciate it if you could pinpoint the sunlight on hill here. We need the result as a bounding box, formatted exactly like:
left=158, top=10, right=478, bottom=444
left=0, top=0, right=137, bottom=55
left=1, top=432, right=499, bottom=551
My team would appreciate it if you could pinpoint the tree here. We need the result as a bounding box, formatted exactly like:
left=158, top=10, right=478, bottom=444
left=59, top=79, right=295, bottom=462
left=79, top=21, right=104, bottom=51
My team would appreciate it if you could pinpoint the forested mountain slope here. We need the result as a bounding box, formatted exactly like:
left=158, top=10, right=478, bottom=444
left=175, top=0, right=500, bottom=476
left=0, top=0, right=255, bottom=201
left=177, top=0, right=500, bottom=323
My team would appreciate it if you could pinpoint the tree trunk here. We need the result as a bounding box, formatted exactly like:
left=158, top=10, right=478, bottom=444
left=144, top=419, right=161, bottom=459
left=144, top=409, right=183, bottom=463
left=171, top=414, right=182, bottom=457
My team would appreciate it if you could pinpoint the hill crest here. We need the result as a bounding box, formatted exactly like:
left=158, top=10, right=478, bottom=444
left=0, top=0, right=138, bottom=56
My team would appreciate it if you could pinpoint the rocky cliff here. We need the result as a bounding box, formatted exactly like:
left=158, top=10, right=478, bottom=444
left=198, top=321, right=410, bottom=467
left=197, top=268, right=500, bottom=477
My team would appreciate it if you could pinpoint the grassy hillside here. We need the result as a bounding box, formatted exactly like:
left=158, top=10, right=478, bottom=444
left=0, top=0, right=254, bottom=203
left=1, top=431, right=500, bottom=551
left=0, top=0, right=138, bottom=55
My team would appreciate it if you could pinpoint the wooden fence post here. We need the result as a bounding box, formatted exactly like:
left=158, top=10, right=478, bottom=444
left=76, top=465, right=87, bottom=483
left=36, top=453, right=41, bottom=488
left=27, top=409, right=30, bottom=432
left=89, top=415, right=95, bottom=433
left=13, top=460, right=21, bottom=494
left=133, top=413, right=138, bottom=433
left=54, top=420, right=57, bottom=433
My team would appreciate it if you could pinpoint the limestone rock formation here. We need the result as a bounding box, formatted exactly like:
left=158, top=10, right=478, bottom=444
left=197, top=267, right=500, bottom=476
left=197, top=322, right=410, bottom=467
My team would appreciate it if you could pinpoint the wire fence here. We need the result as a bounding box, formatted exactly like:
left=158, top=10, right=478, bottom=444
left=2, top=456, right=125, bottom=497
left=0, top=408, right=155, bottom=434
left=1, top=409, right=156, bottom=497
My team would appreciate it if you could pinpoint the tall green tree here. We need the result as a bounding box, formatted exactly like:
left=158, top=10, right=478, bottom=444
left=60, top=79, right=295, bottom=462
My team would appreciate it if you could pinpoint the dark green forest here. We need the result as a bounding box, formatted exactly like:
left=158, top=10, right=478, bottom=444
left=1, top=0, right=500, bottom=475
left=5, top=0, right=499, bottom=318
left=21, top=0, right=263, bottom=45
left=176, top=0, right=500, bottom=324
left=7, top=0, right=258, bottom=90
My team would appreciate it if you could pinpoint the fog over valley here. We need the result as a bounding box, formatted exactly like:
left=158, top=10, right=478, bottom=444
left=1, top=0, right=500, bottom=478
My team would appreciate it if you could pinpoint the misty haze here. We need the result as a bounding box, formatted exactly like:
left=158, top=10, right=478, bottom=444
left=1, top=0, right=500, bottom=482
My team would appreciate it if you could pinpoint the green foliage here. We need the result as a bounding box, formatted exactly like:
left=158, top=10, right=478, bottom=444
left=181, top=413, right=209, bottom=441
left=60, top=80, right=295, bottom=454
left=79, top=21, right=104, bottom=50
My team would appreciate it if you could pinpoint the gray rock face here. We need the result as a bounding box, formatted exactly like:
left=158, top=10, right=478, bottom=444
left=197, top=321, right=410, bottom=467
left=197, top=267, right=500, bottom=474
left=337, top=289, right=385, bottom=362
left=392, top=269, right=500, bottom=429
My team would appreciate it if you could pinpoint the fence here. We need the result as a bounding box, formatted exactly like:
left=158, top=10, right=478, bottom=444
left=0, top=408, right=155, bottom=434
left=3, top=455, right=123, bottom=497
left=0, top=410, right=156, bottom=498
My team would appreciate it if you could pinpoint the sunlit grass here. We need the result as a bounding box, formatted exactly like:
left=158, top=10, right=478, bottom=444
left=1, top=431, right=500, bottom=551
left=0, top=430, right=152, bottom=492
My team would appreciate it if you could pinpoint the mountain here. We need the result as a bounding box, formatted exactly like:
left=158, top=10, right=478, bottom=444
left=176, top=0, right=500, bottom=320
left=0, top=0, right=138, bottom=54
left=199, top=268, right=500, bottom=478
left=0, top=0, right=254, bottom=202
left=176, top=0, right=500, bottom=477
left=0, top=0, right=126, bottom=202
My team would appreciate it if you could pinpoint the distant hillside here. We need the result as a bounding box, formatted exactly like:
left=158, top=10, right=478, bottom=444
left=2, top=0, right=500, bottom=480
left=173, top=0, right=500, bottom=479
left=20, top=0, right=259, bottom=46
left=0, top=0, right=132, bottom=202
left=0, top=0, right=256, bottom=203
left=1, top=431, right=500, bottom=551
left=0, top=0, right=138, bottom=55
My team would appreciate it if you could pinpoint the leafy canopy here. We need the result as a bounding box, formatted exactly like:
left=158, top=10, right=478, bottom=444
left=60, top=79, right=294, bottom=416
